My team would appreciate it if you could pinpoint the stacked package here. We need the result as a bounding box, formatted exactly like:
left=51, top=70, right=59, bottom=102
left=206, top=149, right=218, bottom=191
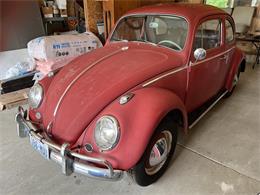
left=27, top=32, right=103, bottom=75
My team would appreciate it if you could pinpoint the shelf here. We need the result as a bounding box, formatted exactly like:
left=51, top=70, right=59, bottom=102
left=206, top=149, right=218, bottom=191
left=43, top=16, right=77, bottom=22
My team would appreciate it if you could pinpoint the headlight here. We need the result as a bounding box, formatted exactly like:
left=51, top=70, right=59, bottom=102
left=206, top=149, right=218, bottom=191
left=94, top=116, right=120, bottom=151
left=28, top=83, right=43, bottom=109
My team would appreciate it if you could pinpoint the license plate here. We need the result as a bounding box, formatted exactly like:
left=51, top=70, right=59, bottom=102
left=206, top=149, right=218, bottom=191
left=30, top=135, right=49, bottom=160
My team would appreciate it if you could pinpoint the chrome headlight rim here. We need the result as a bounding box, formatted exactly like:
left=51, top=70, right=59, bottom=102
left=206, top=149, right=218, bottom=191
left=94, top=115, right=120, bottom=151
left=28, top=83, right=44, bottom=109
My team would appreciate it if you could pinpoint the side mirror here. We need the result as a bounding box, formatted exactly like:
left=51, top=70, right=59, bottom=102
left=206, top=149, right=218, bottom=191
left=194, top=48, right=206, bottom=62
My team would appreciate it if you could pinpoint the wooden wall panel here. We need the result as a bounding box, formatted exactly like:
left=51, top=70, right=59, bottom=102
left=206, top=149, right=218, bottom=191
left=102, top=0, right=178, bottom=38
left=83, top=0, right=202, bottom=37
left=141, top=0, right=175, bottom=6
left=103, top=0, right=115, bottom=38
left=83, top=0, right=103, bottom=34
left=114, top=0, right=140, bottom=20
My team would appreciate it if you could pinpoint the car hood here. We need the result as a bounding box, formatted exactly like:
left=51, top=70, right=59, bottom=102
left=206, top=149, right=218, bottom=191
left=42, top=42, right=183, bottom=143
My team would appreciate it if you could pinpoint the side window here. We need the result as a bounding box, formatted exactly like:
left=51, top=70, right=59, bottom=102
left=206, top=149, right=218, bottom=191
left=193, top=19, right=222, bottom=51
left=225, top=19, right=234, bottom=43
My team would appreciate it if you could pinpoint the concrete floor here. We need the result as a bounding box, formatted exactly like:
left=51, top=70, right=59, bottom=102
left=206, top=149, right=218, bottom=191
left=0, top=65, right=259, bottom=195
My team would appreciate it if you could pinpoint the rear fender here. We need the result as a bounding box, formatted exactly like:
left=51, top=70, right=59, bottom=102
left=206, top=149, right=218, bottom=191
left=79, top=87, right=187, bottom=170
left=225, top=47, right=246, bottom=91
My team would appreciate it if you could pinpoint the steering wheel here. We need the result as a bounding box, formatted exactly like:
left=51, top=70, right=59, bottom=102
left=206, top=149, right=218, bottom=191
left=158, top=40, right=182, bottom=51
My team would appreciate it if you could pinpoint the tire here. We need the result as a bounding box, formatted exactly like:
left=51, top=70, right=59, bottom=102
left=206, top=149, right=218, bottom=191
left=225, top=65, right=241, bottom=98
left=130, top=116, right=178, bottom=186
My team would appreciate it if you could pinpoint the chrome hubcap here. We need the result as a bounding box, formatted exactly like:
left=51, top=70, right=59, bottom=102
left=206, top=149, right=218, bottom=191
left=149, top=138, right=167, bottom=167
left=145, top=130, right=172, bottom=175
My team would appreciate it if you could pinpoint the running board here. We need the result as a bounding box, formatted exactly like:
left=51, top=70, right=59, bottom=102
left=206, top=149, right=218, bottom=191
left=188, top=91, right=228, bottom=129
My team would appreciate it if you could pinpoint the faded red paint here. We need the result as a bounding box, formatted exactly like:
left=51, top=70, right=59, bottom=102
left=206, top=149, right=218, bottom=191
left=29, top=4, right=245, bottom=170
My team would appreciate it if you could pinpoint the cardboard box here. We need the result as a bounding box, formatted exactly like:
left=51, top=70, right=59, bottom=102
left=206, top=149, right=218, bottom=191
left=67, top=0, right=76, bottom=17
left=41, top=6, right=53, bottom=18
left=60, top=9, right=68, bottom=17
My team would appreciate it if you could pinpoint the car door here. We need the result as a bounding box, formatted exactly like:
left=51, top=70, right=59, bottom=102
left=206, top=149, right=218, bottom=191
left=218, top=17, right=236, bottom=88
left=185, top=17, right=225, bottom=113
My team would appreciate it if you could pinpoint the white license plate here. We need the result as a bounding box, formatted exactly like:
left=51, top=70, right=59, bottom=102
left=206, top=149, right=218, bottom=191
left=29, top=135, right=49, bottom=160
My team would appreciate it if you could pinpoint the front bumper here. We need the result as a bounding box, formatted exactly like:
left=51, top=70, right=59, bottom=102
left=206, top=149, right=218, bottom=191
left=15, top=106, right=123, bottom=181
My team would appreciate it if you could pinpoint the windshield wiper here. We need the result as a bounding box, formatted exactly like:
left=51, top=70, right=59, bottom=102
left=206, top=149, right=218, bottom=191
left=135, top=39, right=157, bottom=46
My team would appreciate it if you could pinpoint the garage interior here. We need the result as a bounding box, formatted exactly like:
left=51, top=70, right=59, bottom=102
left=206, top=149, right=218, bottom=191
left=0, top=0, right=259, bottom=194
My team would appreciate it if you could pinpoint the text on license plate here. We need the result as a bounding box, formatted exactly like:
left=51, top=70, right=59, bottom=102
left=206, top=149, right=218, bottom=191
left=29, top=135, right=49, bottom=160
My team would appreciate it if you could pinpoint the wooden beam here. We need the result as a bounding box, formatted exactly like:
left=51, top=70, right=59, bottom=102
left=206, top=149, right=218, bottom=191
left=0, top=88, right=29, bottom=111
left=188, top=0, right=203, bottom=3
left=83, top=0, right=103, bottom=34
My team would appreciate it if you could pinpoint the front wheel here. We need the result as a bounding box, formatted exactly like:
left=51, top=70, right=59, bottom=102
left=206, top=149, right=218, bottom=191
left=130, top=117, right=178, bottom=186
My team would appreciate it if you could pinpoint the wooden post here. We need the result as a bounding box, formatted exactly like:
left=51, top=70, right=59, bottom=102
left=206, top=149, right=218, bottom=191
left=188, top=0, right=203, bottom=3
left=83, top=0, right=103, bottom=34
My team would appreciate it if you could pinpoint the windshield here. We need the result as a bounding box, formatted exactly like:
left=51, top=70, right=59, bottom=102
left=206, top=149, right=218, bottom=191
left=110, top=15, right=188, bottom=51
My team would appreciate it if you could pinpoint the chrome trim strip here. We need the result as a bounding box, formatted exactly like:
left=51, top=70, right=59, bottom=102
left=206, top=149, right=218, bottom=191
left=190, top=46, right=235, bottom=67
left=188, top=91, right=228, bottom=129
left=142, top=66, right=187, bottom=87
left=142, top=47, right=235, bottom=87
left=15, top=109, right=123, bottom=181
left=53, top=46, right=129, bottom=116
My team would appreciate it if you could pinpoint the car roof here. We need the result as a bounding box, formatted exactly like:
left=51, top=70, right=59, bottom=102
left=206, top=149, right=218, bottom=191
left=125, top=3, right=228, bottom=23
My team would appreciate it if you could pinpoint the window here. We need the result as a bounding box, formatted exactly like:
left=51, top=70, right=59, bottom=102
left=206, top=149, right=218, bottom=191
left=206, top=0, right=259, bottom=8
left=111, top=15, right=188, bottom=51
left=193, top=19, right=221, bottom=51
left=225, top=19, right=234, bottom=43
left=206, top=0, right=229, bottom=8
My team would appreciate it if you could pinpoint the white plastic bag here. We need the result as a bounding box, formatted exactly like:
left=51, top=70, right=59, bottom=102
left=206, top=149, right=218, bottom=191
left=4, top=59, right=36, bottom=79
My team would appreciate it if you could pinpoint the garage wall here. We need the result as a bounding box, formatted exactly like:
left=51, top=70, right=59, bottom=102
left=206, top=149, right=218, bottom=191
left=0, top=1, right=45, bottom=51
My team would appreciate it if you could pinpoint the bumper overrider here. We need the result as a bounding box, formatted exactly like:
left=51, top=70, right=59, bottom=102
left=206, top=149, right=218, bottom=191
left=15, top=106, right=123, bottom=181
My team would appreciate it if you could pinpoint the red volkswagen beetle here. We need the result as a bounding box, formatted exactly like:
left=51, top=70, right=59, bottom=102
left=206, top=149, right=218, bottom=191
left=16, top=3, right=245, bottom=186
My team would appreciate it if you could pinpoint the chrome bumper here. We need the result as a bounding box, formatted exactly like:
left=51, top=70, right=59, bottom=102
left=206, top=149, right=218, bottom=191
left=15, top=107, right=123, bottom=181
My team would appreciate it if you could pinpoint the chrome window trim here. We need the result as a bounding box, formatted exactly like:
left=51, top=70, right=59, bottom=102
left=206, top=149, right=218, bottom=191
left=224, top=19, right=235, bottom=43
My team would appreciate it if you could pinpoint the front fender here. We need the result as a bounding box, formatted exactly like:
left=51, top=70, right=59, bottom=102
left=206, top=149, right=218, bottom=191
left=225, top=47, right=245, bottom=91
left=78, top=87, right=187, bottom=170
left=29, top=75, right=54, bottom=121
